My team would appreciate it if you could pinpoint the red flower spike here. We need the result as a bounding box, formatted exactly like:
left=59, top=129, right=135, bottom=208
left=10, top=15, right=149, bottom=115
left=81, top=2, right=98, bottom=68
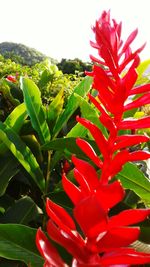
left=36, top=10, right=150, bottom=266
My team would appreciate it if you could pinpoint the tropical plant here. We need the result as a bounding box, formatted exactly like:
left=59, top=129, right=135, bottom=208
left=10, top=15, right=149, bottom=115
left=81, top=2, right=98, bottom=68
left=36, top=9, right=150, bottom=267
left=0, top=8, right=149, bottom=267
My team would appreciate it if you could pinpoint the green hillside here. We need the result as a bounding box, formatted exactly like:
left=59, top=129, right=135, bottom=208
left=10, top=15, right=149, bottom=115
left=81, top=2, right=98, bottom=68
left=0, top=42, right=56, bottom=66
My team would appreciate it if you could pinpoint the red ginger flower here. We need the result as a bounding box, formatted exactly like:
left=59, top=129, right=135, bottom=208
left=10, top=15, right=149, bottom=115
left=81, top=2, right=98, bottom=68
left=36, top=10, right=150, bottom=266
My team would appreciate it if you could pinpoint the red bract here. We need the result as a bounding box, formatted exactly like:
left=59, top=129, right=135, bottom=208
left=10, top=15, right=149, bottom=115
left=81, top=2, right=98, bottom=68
left=6, top=75, right=17, bottom=83
left=36, top=10, right=150, bottom=266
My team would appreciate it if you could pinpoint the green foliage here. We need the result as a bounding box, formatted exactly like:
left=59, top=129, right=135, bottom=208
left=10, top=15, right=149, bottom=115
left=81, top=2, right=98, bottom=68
left=0, top=224, right=44, bottom=267
left=117, top=162, right=150, bottom=206
left=0, top=42, right=55, bottom=66
left=57, top=58, right=92, bottom=75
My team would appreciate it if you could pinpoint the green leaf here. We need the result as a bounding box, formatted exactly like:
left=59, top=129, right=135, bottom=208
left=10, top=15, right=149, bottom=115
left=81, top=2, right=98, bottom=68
left=0, top=103, right=27, bottom=154
left=47, top=88, right=64, bottom=131
left=66, top=122, right=87, bottom=138
left=0, top=152, right=19, bottom=197
left=0, top=122, right=45, bottom=192
left=53, top=76, right=92, bottom=137
left=5, top=103, right=27, bottom=131
left=42, top=137, right=100, bottom=159
left=20, top=77, right=51, bottom=144
left=74, top=93, right=108, bottom=137
left=0, top=196, right=40, bottom=224
left=117, top=162, right=150, bottom=205
left=0, top=224, right=44, bottom=267
left=38, top=69, right=53, bottom=88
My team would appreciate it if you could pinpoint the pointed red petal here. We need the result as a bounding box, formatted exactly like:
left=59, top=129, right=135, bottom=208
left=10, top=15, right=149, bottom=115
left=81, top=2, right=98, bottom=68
left=129, top=83, right=150, bottom=95
left=76, top=138, right=103, bottom=168
left=118, top=116, right=150, bottom=129
left=36, top=228, right=66, bottom=267
left=129, top=150, right=150, bottom=161
left=122, top=67, right=138, bottom=94
left=108, top=150, right=130, bottom=177
left=74, top=168, right=91, bottom=195
left=124, top=93, right=150, bottom=111
left=72, top=156, right=99, bottom=190
left=76, top=116, right=108, bottom=159
left=114, top=135, right=149, bottom=151
left=46, top=198, right=76, bottom=230
left=101, top=247, right=150, bottom=265
left=110, top=209, right=150, bottom=227
left=62, top=173, right=82, bottom=205
left=121, top=28, right=138, bottom=54
left=97, top=227, right=140, bottom=252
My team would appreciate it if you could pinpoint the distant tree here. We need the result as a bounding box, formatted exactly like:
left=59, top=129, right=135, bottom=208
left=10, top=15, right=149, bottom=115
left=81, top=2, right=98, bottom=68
left=57, top=58, right=92, bottom=75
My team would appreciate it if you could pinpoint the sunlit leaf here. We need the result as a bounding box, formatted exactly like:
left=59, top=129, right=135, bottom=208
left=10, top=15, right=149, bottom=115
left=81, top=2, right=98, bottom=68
left=117, top=162, right=150, bottom=205
left=20, top=77, right=51, bottom=144
left=53, top=76, right=92, bottom=137
left=0, top=122, right=45, bottom=192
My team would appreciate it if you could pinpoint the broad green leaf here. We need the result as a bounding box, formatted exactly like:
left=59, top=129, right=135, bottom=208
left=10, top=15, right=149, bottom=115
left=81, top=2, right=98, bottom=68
left=53, top=76, right=92, bottom=137
left=42, top=137, right=100, bottom=159
left=47, top=88, right=64, bottom=132
left=74, top=93, right=108, bottom=137
left=0, top=103, right=27, bottom=154
left=67, top=122, right=87, bottom=138
left=0, top=224, right=44, bottom=267
left=38, top=69, right=53, bottom=88
left=20, top=77, right=51, bottom=144
left=22, top=135, right=43, bottom=165
left=0, top=152, right=19, bottom=197
left=0, top=196, right=39, bottom=224
left=5, top=103, right=27, bottom=131
left=117, top=162, right=150, bottom=205
left=0, top=122, right=45, bottom=192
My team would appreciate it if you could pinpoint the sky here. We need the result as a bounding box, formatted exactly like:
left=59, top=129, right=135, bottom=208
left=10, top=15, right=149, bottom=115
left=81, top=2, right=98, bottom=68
left=1, top=0, right=150, bottom=62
